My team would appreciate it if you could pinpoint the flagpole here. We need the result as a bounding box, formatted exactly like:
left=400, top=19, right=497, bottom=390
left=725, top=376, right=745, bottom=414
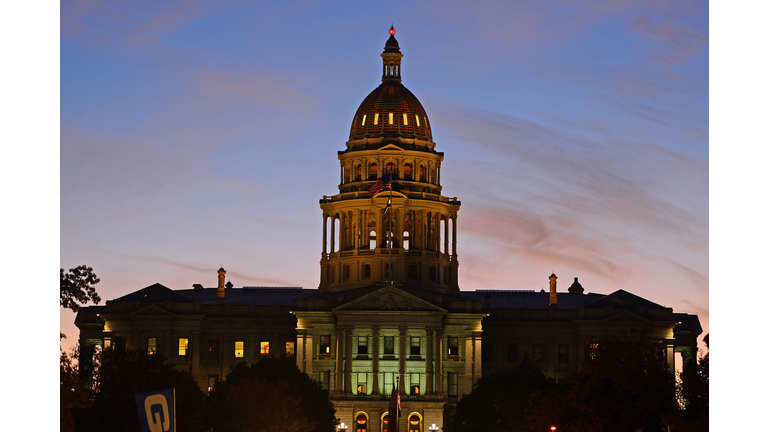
left=388, top=185, right=393, bottom=285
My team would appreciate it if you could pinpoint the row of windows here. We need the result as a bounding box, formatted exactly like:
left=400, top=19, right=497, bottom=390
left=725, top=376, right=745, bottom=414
left=318, top=335, right=463, bottom=356
left=342, top=411, right=425, bottom=432
left=105, top=337, right=295, bottom=359
left=342, top=162, right=438, bottom=185
left=318, top=371, right=460, bottom=398
left=359, top=112, right=426, bottom=128
left=481, top=342, right=571, bottom=364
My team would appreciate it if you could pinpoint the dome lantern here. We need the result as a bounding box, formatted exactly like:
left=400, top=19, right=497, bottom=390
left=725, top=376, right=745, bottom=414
left=382, top=25, right=403, bottom=82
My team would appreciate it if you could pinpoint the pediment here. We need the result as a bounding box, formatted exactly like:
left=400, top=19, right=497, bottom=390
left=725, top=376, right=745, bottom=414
left=379, top=144, right=405, bottom=152
left=334, top=285, right=446, bottom=313
left=603, top=310, right=649, bottom=322
left=129, top=304, right=178, bottom=317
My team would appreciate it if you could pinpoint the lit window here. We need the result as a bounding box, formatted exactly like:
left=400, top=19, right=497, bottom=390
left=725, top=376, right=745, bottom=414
left=410, top=373, right=420, bottom=395
left=361, top=114, right=366, bottom=126
left=403, top=113, right=408, bottom=125
left=409, top=414, right=421, bottom=432
left=356, top=413, right=368, bottom=432
left=358, top=336, right=368, bottom=355
left=410, top=337, right=420, bottom=356
left=415, top=115, right=420, bottom=127
left=320, top=335, right=331, bottom=354
left=235, top=341, right=244, bottom=358
left=374, top=113, right=379, bottom=125
left=285, top=342, right=295, bottom=358
left=388, top=112, right=393, bottom=124
left=147, top=337, right=157, bottom=355
left=448, top=337, right=459, bottom=355
left=386, top=163, right=395, bottom=174
left=589, top=343, right=599, bottom=359
left=179, top=338, right=189, bottom=357
left=207, top=375, right=218, bottom=393
left=260, top=341, right=270, bottom=356
left=357, top=372, right=367, bottom=394
left=103, top=337, right=111, bottom=349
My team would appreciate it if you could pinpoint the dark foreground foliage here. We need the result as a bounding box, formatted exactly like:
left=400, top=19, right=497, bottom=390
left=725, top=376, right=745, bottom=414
left=209, top=357, right=337, bottom=432
left=73, top=349, right=208, bottom=432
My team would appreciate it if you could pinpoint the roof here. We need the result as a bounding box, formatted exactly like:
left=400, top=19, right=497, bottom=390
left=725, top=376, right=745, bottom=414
left=584, top=289, right=667, bottom=310
left=349, top=81, right=433, bottom=143
left=177, top=287, right=317, bottom=306
left=463, top=290, right=605, bottom=310
left=111, top=283, right=194, bottom=304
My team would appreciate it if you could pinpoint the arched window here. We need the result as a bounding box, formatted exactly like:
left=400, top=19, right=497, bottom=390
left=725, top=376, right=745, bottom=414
left=369, top=230, right=376, bottom=249
left=419, top=165, right=425, bottom=182
left=356, top=413, right=368, bottom=432
left=408, top=414, right=421, bottom=432
left=386, top=162, right=395, bottom=175
left=369, top=163, right=378, bottom=180
left=404, top=164, right=412, bottom=180
left=403, top=230, right=410, bottom=251
left=356, top=164, right=362, bottom=181
left=381, top=413, right=389, bottom=432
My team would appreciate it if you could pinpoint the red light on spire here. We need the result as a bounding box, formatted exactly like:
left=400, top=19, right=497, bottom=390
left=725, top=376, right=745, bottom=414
left=389, top=25, right=396, bottom=35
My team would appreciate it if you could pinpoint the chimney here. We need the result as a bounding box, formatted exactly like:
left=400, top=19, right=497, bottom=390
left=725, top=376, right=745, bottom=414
left=549, top=273, right=557, bottom=307
left=217, top=267, right=226, bottom=299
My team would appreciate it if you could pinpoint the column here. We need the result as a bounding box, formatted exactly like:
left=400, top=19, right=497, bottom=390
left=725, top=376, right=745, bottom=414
left=323, top=214, right=328, bottom=255
left=452, top=216, right=457, bottom=256
left=372, top=326, right=381, bottom=395
left=435, top=328, right=443, bottom=394
left=344, top=328, right=353, bottom=394
left=335, top=327, right=344, bottom=393
left=473, top=332, right=482, bottom=386
left=305, top=334, right=313, bottom=376
left=330, top=215, right=336, bottom=254
left=426, top=328, right=434, bottom=394
left=443, top=215, right=449, bottom=255
left=464, top=336, right=473, bottom=394
left=297, top=331, right=306, bottom=373
left=399, top=326, right=407, bottom=393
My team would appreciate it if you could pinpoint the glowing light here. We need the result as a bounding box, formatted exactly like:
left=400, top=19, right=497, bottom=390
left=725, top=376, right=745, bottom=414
left=389, top=25, right=395, bottom=35
left=551, top=427, right=557, bottom=431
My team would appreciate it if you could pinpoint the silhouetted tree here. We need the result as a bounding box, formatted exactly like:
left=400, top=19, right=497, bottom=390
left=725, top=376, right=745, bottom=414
left=61, top=347, right=90, bottom=432
left=669, top=334, right=709, bottom=432
left=209, top=357, right=336, bottom=432
left=60, top=265, right=101, bottom=312
left=443, top=358, right=558, bottom=432
left=73, top=349, right=208, bottom=432
left=527, top=332, right=677, bottom=432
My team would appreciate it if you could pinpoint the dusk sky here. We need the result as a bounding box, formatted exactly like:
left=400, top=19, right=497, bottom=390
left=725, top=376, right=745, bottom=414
left=56, top=1, right=711, bottom=355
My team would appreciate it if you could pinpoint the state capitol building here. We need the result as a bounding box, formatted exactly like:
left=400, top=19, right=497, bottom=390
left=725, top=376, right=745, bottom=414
left=76, top=27, right=702, bottom=432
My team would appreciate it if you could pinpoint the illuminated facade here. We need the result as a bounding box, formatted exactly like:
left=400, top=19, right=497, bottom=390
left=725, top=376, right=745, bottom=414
left=75, top=28, right=702, bottom=432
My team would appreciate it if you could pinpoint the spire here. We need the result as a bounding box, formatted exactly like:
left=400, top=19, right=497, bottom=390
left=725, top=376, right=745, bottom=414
left=381, top=26, right=403, bottom=82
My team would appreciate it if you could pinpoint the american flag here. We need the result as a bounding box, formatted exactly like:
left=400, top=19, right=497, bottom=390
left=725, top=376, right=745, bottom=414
left=368, top=173, right=392, bottom=197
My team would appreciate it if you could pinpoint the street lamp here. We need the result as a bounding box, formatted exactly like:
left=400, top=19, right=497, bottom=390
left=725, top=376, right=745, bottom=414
left=338, top=423, right=348, bottom=432
left=429, top=425, right=439, bottom=432
left=550, top=427, right=557, bottom=431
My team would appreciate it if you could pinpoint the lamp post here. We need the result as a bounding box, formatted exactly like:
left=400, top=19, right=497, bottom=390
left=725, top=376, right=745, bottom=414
left=338, top=422, right=348, bottom=432
left=428, top=424, right=439, bottom=432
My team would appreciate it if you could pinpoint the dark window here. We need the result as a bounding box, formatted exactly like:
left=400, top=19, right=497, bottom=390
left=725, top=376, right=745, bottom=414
left=448, top=372, right=458, bottom=397
left=319, top=371, right=331, bottom=390
left=320, top=335, right=331, bottom=354
left=482, top=342, right=493, bottom=362
left=114, top=336, right=127, bottom=352
left=558, top=344, right=569, bottom=363
left=208, top=340, right=219, bottom=359
left=343, top=265, right=350, bottom=281
left=358, top=337, right=368, bottom=355
left=507, top=343, right=518, bottom=363
left=429, top=266, right=436, bottom=282
left=207, top=375, right=218, bottom=393
left=363, top=264, right=371, bottom=279
left=448, top=337, right=459, bottom=355
left=384, top=336, right=395, bottom=355
left=410, top=337, right=420, bottom=356
left=533, top=344, right=544, bottom=363
left=408, top=264, right=418, bottom=280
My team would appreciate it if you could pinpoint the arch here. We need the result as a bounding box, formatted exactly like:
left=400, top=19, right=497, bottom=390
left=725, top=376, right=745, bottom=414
left=355, top=412, right=369, bottom=432
left=356, top=164, right=362, bottom=181
left=381, top=412, right=389, bottom=432
left=403, top=163, right=412, bottom=180
left=385, top=162, right=396, bottom=176
left=403, top=230, right=410, bottom=251
left=408, top=412, right=422, bottom=432
left=419, top=165, right=425, bottom=182
left=369, top=163, right=378, bottom=180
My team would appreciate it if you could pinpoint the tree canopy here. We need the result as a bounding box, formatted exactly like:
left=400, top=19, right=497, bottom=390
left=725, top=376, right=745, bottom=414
left=527, top=333, right=678, bottom=432
left=73, top=348, right=209, bottom=432
left=209, top=357, right=337, bottom=432
left=443, top=358, right=558, bottom=432
left=60, top=265, right=101, bottom=312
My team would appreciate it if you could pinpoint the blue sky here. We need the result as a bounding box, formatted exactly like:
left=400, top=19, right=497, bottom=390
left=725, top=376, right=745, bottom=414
left=55, top=0, right=713, bottom=353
